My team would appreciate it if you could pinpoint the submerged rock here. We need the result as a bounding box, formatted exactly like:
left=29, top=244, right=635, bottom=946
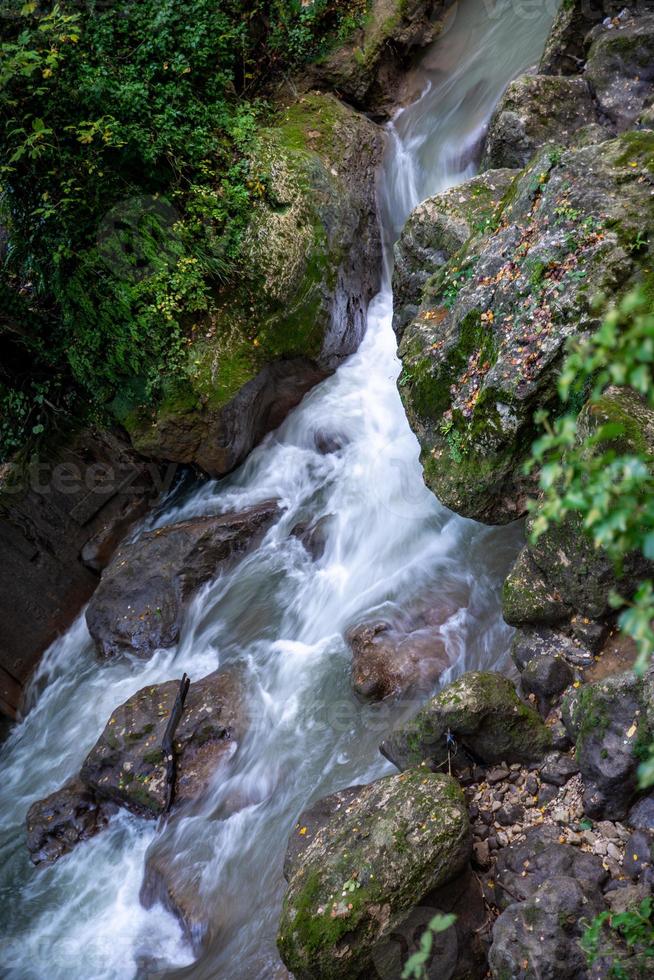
left=277, top=770, right=471, bottom=980
left=482, top=74, right=599, bottom=171
left=347, top=618, right=451, bottom=702
left=81, top=669, right=246, bottom=818
left=121, top=93, right=383, bottom=476
left=86, top=500, right=278, bottom=659
left=26, top=777, right=116, bottom=866
left=380, top=671, right=551, bottom=773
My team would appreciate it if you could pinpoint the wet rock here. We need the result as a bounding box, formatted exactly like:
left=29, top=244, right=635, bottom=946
left=482, top=74, right=599, bottom=170
left=585, top=14, right=654, bottom=132
left=539, top=752, right=580, bottom=787
left=563, top=671, right=650, bottom=820
left=380, top=671, right=551, bottom=773
left=0, top=427, right=161, bottom=720
left=473, top=839, right=491, bottom=870
left=347, top=618, right=451, bottom=701
left=396, top=133, right=654, bottom=524
left=393, top=169, right=517, bottom=339
left=124, top=93, right=383, bottom=476
left=489, top=876, right=603, bottom=980
left=493, top=825, right=608, bottom=912
left=141, top=843, right=209, bottom=951
left=497, top=803, right=524, bottom=827
left=81, top=669, right=246, bottom=818
left=538, top=782, right=559, bottom=808
left=86, top=501, right=278, bottom=659
left=291, top=515, right=331, bottom=561
left=627, top=792, right=654, bottom=833
left=277, top=770, right=471, bottom=980
left=26, top=777, right=116, bottom=866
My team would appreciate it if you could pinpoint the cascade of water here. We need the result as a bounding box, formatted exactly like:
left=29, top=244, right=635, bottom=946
left=0, top=3, right=557, bottom=977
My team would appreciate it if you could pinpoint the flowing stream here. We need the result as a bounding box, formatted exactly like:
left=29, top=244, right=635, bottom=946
left=0, top=3, right=557, bottom=977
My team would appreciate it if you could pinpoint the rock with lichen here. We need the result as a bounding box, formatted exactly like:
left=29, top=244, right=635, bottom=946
left=482, top=74, right=600, bottom=171
left=380, top=671, right=551, bottom=773
left=395, top=132, right=654, bottom=524
left=393, top=169, right=517, bottom=339
left=80, top=669, right=246, bottom=818
left=277, top=770, right=470, bottom=980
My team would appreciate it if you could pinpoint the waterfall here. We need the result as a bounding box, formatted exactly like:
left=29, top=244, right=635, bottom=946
left=0, top=2, right=557, bottom=977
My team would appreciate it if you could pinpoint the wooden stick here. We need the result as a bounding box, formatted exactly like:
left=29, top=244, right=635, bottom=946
left=162, top=673, right=190, bottom=814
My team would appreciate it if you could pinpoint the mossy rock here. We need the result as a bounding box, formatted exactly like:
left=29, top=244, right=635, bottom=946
left=397, top=133, right=654, bottom=523
left=502, top=547, right=572, bottom=627
left=308, top=0, right=455, bottom=117
left=585, top=13, right=654, bottom=133
left=380, top=671, right=551, bottom=773
left=519, top=387, right=654, bottom=622
left=482, top=74, right=600, bottom=171
left=277, top=770, right=470, bottom=979
left=121, top=92, right=382, bottom=476
left=393, top=168, right=517, bottom=339
left=538, top=0, right=625, bottom=75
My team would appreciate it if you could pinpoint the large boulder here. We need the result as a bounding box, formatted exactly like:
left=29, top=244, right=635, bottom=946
left=0, top=427, right=161, bottom=720
left=502, top=387, right=654, bottom=657
left=380, top=671, right=551, bottom=773
left=120, top=93, right=383, bottom=475
left=277, top=770, right=471, bottom=980
left=26, top=777, right=116, bottom=867
left=86, top=500, right=278, bottom=659
left=562, top=670, right=651, bottom=820
left=489, top=876, right=603, bottom=980
left=585, top=13, right=654, bottom=132
left=482, top=75, right=599, bottom=171
left=81, top=669, right=245, bottom=818
left=392, top=169, right=517, bottom=339
left=396, top=132, right=654, bottom=523
left=308, top=0, right=456, bottom=118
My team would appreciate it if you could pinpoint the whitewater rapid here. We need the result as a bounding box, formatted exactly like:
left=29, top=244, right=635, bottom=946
left=0, top=2, right=557, bottom=977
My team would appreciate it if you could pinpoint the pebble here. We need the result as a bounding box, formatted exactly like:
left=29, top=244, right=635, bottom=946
left=487, top=767, right=510, bottom=784
left=525, top=775, right=539, bottom=796
left=607, top=842, right=622, bottom=862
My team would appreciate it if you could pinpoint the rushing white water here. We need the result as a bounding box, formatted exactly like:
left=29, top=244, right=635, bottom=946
left=0, top=3, right=557, bottom=977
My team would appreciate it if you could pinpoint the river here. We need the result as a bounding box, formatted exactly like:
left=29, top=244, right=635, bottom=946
left=0, top=2, right=557, bottom=977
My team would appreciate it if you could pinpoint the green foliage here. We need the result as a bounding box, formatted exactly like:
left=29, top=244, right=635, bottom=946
left=0, top=0, right=366, bottom=462
left=527, top=289, right=654, bottom=783
left=402, top=913, right=457, bottom=980
left=581, top=898, right=654, bottom=979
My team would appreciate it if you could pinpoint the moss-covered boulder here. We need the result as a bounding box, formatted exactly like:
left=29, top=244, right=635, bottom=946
left=503, top=387, right=654, bottom=641
left=277, top=770, right=470, bottom=979
left=121, top=93, right=382, bottom=475
left=392, top=169, right=517, bottom=339
left=80, top=669, right=246, bottom=818
left=380, top=671, right=551, bottom=773
left=585, top=13, right=654, bottom=132
left=396, top=132, right=654, bottom=523
left=309, top=0, right=455, bottom=118
left=482, top=74, right=599, bottom=171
